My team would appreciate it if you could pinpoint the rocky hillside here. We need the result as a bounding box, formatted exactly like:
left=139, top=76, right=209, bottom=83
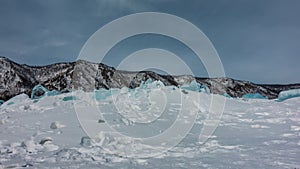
left=0, top=56, right=299, bottom=101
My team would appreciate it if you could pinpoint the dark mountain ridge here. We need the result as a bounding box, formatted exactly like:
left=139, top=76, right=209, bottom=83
left=0, top=56, right=299, bottom=101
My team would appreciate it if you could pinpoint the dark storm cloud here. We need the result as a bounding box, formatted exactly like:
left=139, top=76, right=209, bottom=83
left=0, top=0, right=299, bottom=83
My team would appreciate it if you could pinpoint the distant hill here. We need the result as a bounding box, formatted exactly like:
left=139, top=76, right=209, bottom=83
left=0, top=56, right=299, bottom=101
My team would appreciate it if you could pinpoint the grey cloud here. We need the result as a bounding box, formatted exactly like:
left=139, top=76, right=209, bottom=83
left=0, top=0, right=299, bottom=83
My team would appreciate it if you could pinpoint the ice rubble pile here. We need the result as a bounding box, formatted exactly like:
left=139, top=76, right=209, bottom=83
left=31, top=84, right=61, bottom=99
left=4, top=80, right=300, bottom=105
left=242, top=93, right=267, bottom=99
left=180, top=80, right=210, bottom=93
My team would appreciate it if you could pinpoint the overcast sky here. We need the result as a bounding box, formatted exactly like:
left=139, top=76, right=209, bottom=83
left=0, top=0, right=299, bottom=84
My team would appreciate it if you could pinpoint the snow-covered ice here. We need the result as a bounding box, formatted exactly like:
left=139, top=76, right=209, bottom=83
left=0, top=83, right=299, bottom=168
left=277, top=88, right=300, bottom=102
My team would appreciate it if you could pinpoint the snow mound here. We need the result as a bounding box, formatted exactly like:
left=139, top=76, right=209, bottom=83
left=277, top=89, right=300, bottom=101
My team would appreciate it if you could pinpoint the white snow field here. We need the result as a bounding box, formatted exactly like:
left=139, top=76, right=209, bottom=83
left=0, top=82, right=299, bottom=169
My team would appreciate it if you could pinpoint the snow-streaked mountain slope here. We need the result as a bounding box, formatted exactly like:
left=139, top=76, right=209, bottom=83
left=1, top=56, right=300, bottom=101
left=0, top=83, right=299, bottom=169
